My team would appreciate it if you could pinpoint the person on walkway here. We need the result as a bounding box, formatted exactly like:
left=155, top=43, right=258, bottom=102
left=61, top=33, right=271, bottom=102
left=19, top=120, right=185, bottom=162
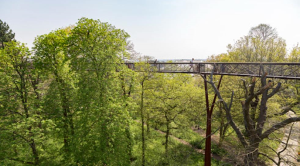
left=189, top=58, right=194, bottom=72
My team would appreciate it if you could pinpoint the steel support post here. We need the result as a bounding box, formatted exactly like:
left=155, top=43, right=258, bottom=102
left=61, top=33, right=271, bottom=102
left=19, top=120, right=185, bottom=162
left=204, top=75, right=223, bottom=166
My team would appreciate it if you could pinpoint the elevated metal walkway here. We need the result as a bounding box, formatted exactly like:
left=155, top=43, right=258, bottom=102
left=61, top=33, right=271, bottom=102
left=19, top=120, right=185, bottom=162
left=124, top=62, right=300, bottom=80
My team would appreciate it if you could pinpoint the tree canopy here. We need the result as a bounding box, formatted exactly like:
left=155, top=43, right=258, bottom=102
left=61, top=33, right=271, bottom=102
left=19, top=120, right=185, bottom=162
left=0, top=19, right=15, bottom=49
left=1, top=20, right=299, bottom=166
left=207, top=24, right=300, bottom=165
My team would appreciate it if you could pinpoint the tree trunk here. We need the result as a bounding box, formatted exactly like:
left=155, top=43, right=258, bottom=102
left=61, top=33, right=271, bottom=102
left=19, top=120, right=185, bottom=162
left=146, top=113, right=150, bottom=135
left=30, top=139, right=39, bottom=165
left=204, top=112, right=212, bottom=165
left=218, top=102, right=228, bottom=147
left=18, top=70, right=40, bottom=165
left=55, top=74, right=74, bottom=155
left=219, top=123, right=229, bottom=148
left=165, top=122, right=170, bottom=165
left=140, top=82, right=145, bottom=166
left=244, top=144, right=259, bottom=166
left=125, top=127, right=133, bottom=162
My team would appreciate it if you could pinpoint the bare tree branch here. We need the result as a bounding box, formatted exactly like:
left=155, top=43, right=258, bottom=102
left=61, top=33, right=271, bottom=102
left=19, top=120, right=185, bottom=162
left=241, top=78, right=248, bottom=98
left=197, top=122, right=230, bottom=146
left=261, top=123, right=295, bottom=165
left=229, top=91, right=234, bottom=110
left=200, top=73, right=248, bottom=147
left=259, top=152, right=277, bottom=165
left=268, top=104, right=298, bottom=118
left=267, top=82, right=281, bottom=99
left=261, top=117, right=300, bottom=139
left=278, top=123, right=294, bottom=154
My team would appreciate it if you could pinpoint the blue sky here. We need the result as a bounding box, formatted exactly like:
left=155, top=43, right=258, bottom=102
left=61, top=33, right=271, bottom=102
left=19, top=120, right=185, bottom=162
left=1, top=0, right=300, bottom=59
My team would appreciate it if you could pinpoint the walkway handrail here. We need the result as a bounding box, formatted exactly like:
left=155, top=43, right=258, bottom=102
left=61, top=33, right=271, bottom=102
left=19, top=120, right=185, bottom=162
left=124, top=62, right=300, bottom=80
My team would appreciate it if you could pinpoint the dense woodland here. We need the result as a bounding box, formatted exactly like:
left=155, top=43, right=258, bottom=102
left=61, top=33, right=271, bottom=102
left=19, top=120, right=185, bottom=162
left=0, top=18, right=299, bottom=166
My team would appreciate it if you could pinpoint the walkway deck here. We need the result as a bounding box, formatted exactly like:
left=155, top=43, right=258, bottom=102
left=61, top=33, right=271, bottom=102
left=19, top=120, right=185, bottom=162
left=124, top=62, right=300, bottom=80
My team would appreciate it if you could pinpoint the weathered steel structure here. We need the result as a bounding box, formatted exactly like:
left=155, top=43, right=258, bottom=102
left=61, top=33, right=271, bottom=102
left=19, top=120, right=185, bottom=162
left=125, top=62, right=300, bottom=80
left=125, top=62, right=300, bottom=166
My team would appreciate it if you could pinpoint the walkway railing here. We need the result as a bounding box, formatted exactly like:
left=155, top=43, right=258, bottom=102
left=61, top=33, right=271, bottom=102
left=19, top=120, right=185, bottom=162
left=124, top=62, right=300, bottom=80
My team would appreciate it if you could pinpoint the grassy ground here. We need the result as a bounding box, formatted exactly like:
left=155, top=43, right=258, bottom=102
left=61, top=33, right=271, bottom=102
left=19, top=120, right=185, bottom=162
left=130, top=121, right=228, bottom=166
left=164, top=126, right=227, bottom=157
left=130, top=116, right=286, bottom=165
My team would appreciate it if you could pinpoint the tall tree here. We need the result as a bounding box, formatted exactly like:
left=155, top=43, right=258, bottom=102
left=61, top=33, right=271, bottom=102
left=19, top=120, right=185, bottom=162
left=135, top=62, right=158, bottom=166
left=249, top=24, right=277, bottom=41
left=146, top=73, right=199, bottom=165
left=227, top=24, right=286, bottom=62
left=202, top=66, right=300, bottom=166
left=0, top=42, right=46, bottom=165
left=68, top=17, right=132, bottom=165
left=33, top=17, right=133, bottom=165
left=204, top=24, right=300, bottom=165
left=33, top=28, right=76, bottom=163
left=0, top=20, right=15, bottom=49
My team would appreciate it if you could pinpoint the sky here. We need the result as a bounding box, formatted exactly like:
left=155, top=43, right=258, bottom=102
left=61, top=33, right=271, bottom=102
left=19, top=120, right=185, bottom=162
left=1, top=0, right=300, bottom=59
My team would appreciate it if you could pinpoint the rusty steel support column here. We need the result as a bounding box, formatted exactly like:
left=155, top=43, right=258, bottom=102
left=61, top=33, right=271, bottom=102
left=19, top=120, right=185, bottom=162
left=204, top=74, right=211, bottom=166
left=204, top=75, right=223, bottom=166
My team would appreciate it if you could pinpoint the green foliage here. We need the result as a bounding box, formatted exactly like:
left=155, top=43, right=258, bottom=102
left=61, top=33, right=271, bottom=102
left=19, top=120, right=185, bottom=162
left=2, top=20, right=299, bottom=166
left=67, top=18, right=131, bottom=165
left=130, top=121, right=223, bottom=166
left=288, top=45, right=300, bottom=62
left=207, top=24, right=300, bottom=165
left=0, top=41, right=59, bottom=165
left=0, top=19, right=15, bottom=49
left=1, top=18, right=133, bottom=166
left=208, top=24, right=286, bottom=63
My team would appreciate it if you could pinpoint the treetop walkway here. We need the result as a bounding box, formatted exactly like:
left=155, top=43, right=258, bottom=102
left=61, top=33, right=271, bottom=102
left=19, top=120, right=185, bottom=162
left=124, top=61, right=300, bottom=166
left=125, top=62, right=300, bottom=80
